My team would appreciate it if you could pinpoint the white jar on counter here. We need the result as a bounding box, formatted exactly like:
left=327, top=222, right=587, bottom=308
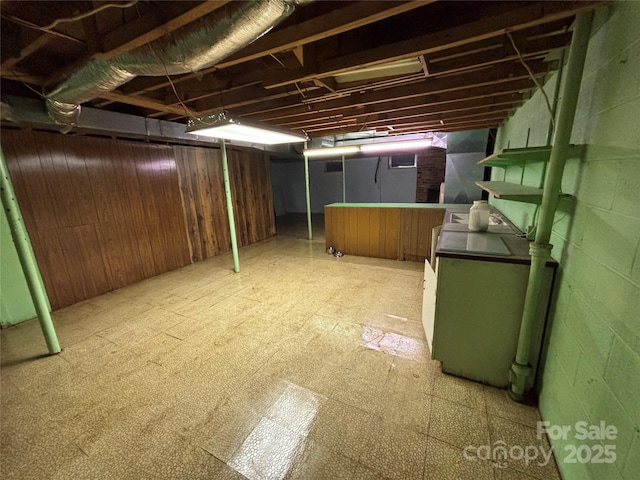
left=469, top=200, right=490, bottom=232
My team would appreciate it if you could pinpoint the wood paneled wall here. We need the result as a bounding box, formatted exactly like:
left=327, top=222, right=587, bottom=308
left=398, top=208, right=445, bottom=262
left=3, top=130, right=275, bottom=311
left=325, top=206, right=445, bottom=262
left=174, top=145, right=275, bottom=262
left=2, top=130, right=192, bottom=310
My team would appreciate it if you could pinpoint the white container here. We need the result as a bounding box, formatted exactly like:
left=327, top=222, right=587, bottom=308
left=468, top=200, right=490, bottom=232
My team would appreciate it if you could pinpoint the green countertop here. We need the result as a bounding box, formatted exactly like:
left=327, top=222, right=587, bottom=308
left=325, top=203, right=470, bottom=209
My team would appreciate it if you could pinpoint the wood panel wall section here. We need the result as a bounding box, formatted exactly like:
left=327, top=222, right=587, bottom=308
left=325, top=206, right=445, bottom=262
left=2, top=129, right=192, bottom=310
left=173, top=145, right=275, bottom=262
left=399, top=208, right=446, bottom=262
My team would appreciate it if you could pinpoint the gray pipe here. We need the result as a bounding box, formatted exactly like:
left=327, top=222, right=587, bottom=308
left=46, top=0, right=307, bottom=126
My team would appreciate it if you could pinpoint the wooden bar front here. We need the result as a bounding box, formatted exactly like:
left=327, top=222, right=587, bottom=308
left=325, top=204, right=449, bottom=262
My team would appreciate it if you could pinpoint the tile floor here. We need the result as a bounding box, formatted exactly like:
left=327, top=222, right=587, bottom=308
left=1, top=234, right=560, bottom=479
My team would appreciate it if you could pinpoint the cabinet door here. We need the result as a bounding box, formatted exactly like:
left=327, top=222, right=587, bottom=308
left=422, top=259, right=437, bottom=355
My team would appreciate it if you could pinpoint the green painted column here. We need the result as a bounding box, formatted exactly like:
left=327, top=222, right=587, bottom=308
left=0, top=145, right=60, bottom=354
left=342, top=155, right=346, bottom=202
left=510, top=11, right=593, bottom=401
left=304, top=143, right=312, bottom=240
left=220, top=140, right=240, bottom=273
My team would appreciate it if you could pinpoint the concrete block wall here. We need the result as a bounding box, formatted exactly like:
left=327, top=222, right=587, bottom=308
left=492, top=4, right=640, bottom=478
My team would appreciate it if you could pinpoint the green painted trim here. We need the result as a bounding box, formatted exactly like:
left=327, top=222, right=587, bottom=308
left=304, top=146, right=312, bottom=240
left=0, top=144, right=60, bottom=353
left=341, top=155, right=346, bottom=203
left=326, top=202, right=467, bottom=209
left=511, top=11, right=594, bottom=401
left=221, top=140, right=240, bottom=273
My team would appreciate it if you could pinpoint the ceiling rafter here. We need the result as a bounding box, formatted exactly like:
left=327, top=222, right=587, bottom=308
left=277, top=93, right=525, bottom=129
left=262, top=1, right=598, bottom=89
left=45, top=1, right=231, bottom=87
left=0, top=1, right=608, bottom=136
left=117, top=0, right=431, bottom=97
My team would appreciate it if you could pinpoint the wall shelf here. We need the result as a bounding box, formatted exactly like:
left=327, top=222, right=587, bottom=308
left=475, top=181, right=544, bottom=204
left=478, top=144, right=583, bottom=167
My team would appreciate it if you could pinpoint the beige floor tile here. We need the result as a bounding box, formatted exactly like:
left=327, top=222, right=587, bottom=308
left=308, top=398, right=374, bottom=462
left=351, top=462, right=393, bottom=480
left=429, top=396, right=490, bottom=450
left=285, top=439, right=358, bottom=479
left=204, top=457, right=250, bottom=480
left=488, top=415, right=561, bottom=480
left=423, top=436, right=495, bottom=480
left=265, top=381, right=328, bottom=437
left=192, top=402, right=262, bottom=463
left=494, top=466, right=543, bottom=479
left=433, top=371, right=487, bottom=411
left=360, top=418, right=428, bottom=480
left=389, top=355, right=436, bottom=394
left=378, top=373, right=432, bottom=434
left=228, top=416, right=307, bottom=480
left=484, top=385, right=542, bottom=428
left=1, top=234, right=547, bottom=479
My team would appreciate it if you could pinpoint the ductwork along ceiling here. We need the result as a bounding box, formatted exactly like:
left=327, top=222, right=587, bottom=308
left=0, top=1, right=606, bottom=137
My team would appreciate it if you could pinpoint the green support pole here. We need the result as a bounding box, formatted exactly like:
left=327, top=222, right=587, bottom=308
left=221, top=140, right=240, bottom=273
left=510, top=11, right=593, bottom=401
left=0, top=145, right=60, bottom=354
left=304, top=143, right=312, bottom=240
left=342, top=155, right=346, bottom=202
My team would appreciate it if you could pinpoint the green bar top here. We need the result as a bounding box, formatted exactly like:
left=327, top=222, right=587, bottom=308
left=326, top=202, right=470, bottom=209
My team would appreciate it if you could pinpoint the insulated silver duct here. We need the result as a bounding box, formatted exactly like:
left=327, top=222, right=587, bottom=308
left=46, top=0, right=309, bottom=127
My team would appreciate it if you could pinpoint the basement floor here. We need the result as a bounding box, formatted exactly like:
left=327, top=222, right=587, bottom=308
left=1, top=235, right=558, bottom=480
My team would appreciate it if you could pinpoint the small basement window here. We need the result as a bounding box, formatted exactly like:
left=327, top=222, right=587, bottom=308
left=325, top=161, right=343, bottom=173
left=389, top=154, right=417, bottom=168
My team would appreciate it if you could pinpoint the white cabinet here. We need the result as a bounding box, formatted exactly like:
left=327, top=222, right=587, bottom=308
left=430, top=256, right=554, bottom=388
left=421, top=207, right=557, bottom=389
left=422, top=260, right=437, bottom=353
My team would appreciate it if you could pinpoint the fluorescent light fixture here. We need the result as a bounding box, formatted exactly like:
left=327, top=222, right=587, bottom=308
left=186, top=111, right=308, bottom=145
left=303, top=138, right=432, bottom=157
left=334, top=58, right=423, bottom=84
left=303, top=146, right=359, bottom=158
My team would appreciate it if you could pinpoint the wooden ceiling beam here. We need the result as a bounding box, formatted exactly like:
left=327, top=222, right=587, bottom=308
left=302, top=110, right=511, bottom=133
left=0, top=68, right=44, bottom=85
left=192, top=84, right=320, bottom=115
left=388, top=120, right=502, bottom=135
left=304, top=115, right=505, bottom=137
left=99, top=92, right=188, bottom=116
left=278, top=93, right=524, bottom=129
left=44, top=2, right=231, bottom=87
left=246, top=78, right=534, bottom=123
left=98, top=1, right=231, bottom=61
left=346, top=106, right=515, bottom=131
left=263, top=1, right=599, bottom=89
left=425, top=18, right=571, bottom=64
left=216, top=1, right=432, bottom=69
left=1, top=33, right=51, bottom=71
left=427, top=31, right=573, bottom=76
left=115, top=1, right=430, bottom=97
left=236, top=61, right=544, bottom=120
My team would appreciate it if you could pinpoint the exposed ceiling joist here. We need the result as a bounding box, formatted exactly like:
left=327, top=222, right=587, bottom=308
left=0, top=1, right=606, bottom=137
left=262, top=1, right=597, bottom=89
